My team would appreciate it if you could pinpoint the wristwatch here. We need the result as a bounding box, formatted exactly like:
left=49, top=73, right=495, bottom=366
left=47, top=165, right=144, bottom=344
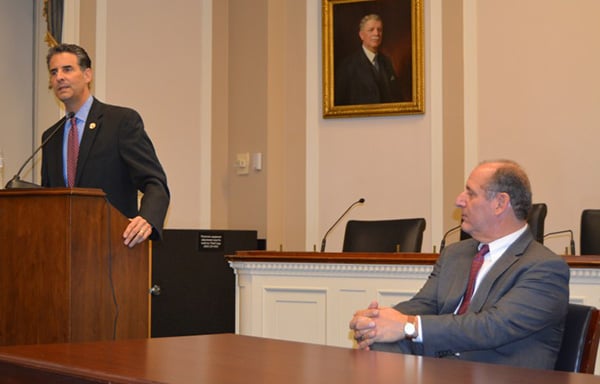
left=404, top=316, right=417, bottom=339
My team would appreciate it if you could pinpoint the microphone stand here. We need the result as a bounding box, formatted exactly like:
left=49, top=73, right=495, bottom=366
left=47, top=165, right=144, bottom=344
left=4, top=176, right=42, bottom=189
left=543, top=229, right=576, bottom=255
left=439, top=224, right=462, bottom=253
left=4, top=114, right=72, bottom=189
left=320, top=198, right=365, bottom=252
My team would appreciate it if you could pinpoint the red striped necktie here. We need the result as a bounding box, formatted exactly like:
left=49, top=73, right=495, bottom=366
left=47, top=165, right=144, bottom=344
left=457, top=244, right=490, bottom=315
left=67, top=116, right=79, bottom=187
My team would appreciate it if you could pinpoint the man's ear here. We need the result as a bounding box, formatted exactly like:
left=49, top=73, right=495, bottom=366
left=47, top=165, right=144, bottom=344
left=83, top=67, right=93, bottom=84
left=495, top=192, right=510, bottom=214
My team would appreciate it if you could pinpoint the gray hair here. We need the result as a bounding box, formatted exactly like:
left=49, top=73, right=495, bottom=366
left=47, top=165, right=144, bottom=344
left=481, top=159, right=532, bottom=221
left=359, top=14, right=382, bottom=31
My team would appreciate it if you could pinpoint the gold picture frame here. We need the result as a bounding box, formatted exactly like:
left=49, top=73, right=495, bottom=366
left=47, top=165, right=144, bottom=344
left=323, top=0, right=424, bottom=118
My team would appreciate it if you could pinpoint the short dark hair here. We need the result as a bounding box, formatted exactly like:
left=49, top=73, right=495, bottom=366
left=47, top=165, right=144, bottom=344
left=482, top=160, right=532, bottom=221
left=46, top=44, right=92, bottom=70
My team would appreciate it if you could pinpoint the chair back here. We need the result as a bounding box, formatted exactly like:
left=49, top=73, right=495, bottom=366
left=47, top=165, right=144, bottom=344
left=581, top=209, right=600, bottom=255
left=460, top=203, right=547, bottom=243
left=528, top=203, right=547, bottom=243
left=342, top=218, right=426, bottom=253
left=554, top=303, right=600, bottom=373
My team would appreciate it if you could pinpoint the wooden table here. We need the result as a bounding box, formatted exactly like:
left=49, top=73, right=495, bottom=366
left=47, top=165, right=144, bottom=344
left=0, top=334, right=599, bottom=383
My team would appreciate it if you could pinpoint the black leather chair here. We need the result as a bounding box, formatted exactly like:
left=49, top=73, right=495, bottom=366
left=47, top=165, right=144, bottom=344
left=342, top=218, right=426, bottom=253
left=581, top=209, right=600, bottom=255
left=527, top=203, right=548, bottom=244
left=460, top=203, right=547, bottom=243
left=554, top=303, right=600, bottom=373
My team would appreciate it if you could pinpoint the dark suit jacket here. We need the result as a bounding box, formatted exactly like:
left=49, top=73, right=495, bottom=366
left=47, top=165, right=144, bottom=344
left=372, top=230, right=570, bottom=370
left=335, top=48, right=401, bottom=105
left=41, top=98, right=170, bottom=239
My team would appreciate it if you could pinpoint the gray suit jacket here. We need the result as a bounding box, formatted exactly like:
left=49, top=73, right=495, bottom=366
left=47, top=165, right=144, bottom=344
left=373, top=230, right=570, bottom=370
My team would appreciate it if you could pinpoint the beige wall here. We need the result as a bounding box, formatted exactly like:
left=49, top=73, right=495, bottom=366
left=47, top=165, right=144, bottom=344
left=227, top=0, right=269, bottom=239
left=102, top=0, right=206, bottom=230
left=316, top=0, right=439, bottom=252
left=0, top=0, right=34, bottom=185
left=442, top=0, right=465, bottom=235
left=4, top=0, right=600, bottom=255
left=475, top=0, right=600, bottom=253
left=211, top=0, right=230, bottom=231
left=265, top=0, right=308, bottom=251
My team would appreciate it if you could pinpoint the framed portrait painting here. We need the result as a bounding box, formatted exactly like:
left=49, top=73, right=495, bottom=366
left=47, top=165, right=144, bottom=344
left=322, top=0, right=424, bottom=118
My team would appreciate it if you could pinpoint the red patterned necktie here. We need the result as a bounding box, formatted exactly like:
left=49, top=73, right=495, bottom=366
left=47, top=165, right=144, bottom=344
left=67, top=116, right=79, bottom=187
left=457, top=244, right=490, bottom=315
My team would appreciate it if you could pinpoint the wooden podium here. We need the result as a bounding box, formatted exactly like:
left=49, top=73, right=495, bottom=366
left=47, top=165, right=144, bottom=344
left=0, top=188, right=149, bottom=346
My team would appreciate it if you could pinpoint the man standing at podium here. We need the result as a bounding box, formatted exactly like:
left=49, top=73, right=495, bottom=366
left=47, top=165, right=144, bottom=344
left=349, top=160, right=570, bottom=370
left=41, top=44, right=169, bottom=248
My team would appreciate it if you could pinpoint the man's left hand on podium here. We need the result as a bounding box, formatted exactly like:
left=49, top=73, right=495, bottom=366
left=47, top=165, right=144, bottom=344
left=123, top=216, right=152, bottom=248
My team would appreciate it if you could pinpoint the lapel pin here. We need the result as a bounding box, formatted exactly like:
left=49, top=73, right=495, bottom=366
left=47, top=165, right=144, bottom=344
left=89, top=122, right=96, bottom=130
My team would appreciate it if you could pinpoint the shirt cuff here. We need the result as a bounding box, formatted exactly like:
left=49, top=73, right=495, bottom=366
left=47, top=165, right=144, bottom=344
left=414, top=315, right=423, bottom=342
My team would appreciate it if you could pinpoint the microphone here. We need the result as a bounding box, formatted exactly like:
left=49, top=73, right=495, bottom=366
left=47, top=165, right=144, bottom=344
left=320, top=198, right=365, bottom=252
left=5, top=113, right=73, bottom=189
left=544, top=229, right=576, bottom=255
left=439, top=224, right=462, bottom=253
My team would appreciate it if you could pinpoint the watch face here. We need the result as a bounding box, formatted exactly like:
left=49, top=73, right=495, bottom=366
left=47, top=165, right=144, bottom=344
left=405, top=322, right=416, bottom=336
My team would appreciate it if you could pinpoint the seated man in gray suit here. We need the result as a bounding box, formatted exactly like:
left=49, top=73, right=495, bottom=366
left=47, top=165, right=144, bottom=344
left=349, top=159, right=569, bottom=370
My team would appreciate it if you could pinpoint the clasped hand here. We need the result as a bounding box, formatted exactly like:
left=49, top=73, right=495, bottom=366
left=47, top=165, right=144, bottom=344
left=349, top=300, right=410, bottom=350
